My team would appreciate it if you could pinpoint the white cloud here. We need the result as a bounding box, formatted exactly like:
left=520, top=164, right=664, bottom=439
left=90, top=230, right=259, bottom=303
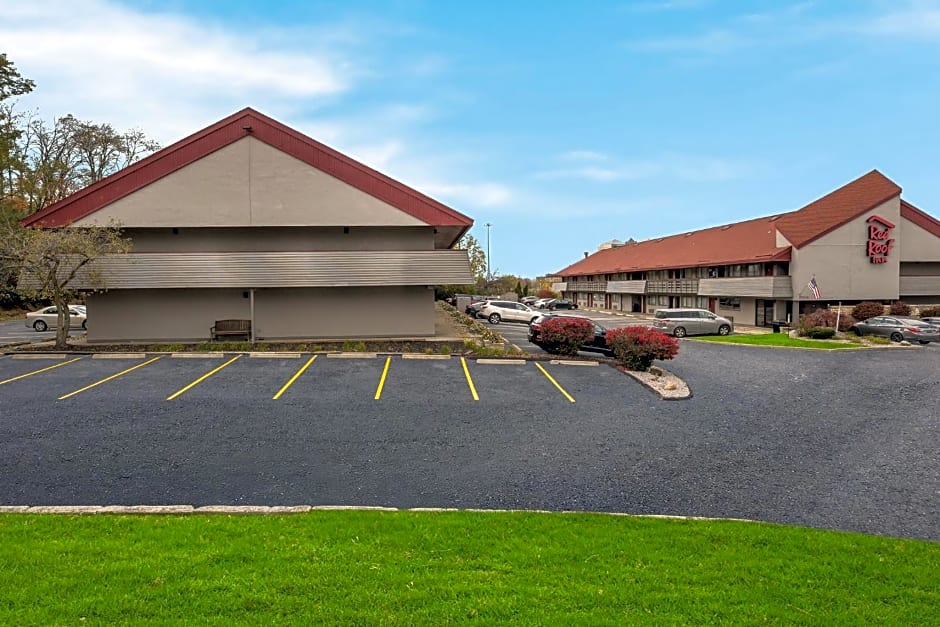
left=416, top=181, right=514, bottom=208
left=0, top=0, right=353, bottom=142
left=559, top=150, right=609, bottom=162
left=534, top=153, right=750, bottom=183
left=858, top=2, right=940, bottom=37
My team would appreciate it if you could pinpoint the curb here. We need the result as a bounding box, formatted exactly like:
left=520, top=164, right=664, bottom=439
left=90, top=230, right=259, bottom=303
left=0, top=504, right=759, bottom=524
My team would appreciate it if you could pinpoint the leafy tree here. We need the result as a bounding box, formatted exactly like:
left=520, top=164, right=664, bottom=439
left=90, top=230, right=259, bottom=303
left=0, top=222, right=131, bottom=348
left=14, top=113, right=160, bottom=214
left=514, top=280, right=523, bottom=298
left=457, top=233, right=487, bottom=286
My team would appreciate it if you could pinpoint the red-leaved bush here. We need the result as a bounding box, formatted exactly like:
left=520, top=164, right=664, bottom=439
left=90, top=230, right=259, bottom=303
left=797, top=308, right=855, bottom=333
left=889, top=301, right=912, bottom=316
left=538, top=317, right=595, bottom=356
left=605, top=326, right=679, bottom=371
left=852, top=301, right=885, bottom=322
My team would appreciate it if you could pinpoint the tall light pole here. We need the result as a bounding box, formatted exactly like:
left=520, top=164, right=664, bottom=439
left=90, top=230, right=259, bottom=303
left=484, top=222, right=492, bottom=287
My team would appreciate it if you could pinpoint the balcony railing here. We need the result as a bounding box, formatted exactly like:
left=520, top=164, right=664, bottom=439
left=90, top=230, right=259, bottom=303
left=697, top=276, right=792, bottom=298
left=567, top=280, right=608, bottom=292
left=645, top=279, right=699, bottom=294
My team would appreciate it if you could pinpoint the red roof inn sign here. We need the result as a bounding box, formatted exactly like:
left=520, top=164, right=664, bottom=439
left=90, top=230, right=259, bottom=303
left=866, top=216, right=895, bottom=264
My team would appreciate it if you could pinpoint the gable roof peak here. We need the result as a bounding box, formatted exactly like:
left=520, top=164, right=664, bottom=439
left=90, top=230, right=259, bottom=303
left=21, top=106, right=473, bottom=243
left=773, top=169, right=901, bottom=249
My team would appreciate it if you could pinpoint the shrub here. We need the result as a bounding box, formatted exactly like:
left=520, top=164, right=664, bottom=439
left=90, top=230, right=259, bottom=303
left=805, top=326, right=836, bottom=339
left=852, top=301, right=885, bottom=322
left=538, top=317, right=595, bottom=356
left=797, top=309, right=855, bottom=334
left=889, top=301, right=912, bottom=316
left=919, top=305, right=940, bottom=318
left=605, top=326, right=679, bottom=371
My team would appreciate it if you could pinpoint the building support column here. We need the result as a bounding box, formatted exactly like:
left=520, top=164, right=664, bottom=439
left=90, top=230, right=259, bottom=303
left=249, top=288, right=256, bottom=344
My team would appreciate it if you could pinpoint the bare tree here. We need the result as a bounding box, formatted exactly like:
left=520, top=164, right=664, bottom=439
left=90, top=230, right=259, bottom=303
left=0, top=222, right=131, bottom=348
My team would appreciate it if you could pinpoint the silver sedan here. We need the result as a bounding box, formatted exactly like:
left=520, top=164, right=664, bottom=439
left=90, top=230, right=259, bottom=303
left=849, top=316, right=939, bottom=344
left=25, top=306, right=87, bottom=332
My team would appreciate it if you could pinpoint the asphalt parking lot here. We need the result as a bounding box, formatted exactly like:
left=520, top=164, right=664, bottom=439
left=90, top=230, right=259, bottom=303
left=1, top=342, right=937, bottom=541
left=491, top=309, right=646, bottom=354
left=0, top=319, right=83, bottom=346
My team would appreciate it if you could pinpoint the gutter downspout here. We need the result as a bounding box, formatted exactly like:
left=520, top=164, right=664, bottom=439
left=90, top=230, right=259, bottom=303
left=249, top=288, right=255, bottom=344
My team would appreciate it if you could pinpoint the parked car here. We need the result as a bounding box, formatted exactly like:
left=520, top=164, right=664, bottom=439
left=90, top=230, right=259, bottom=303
left=849, top=316, right=940, bottom=344
left=547, top=299, right=577, bottom=311
left=465, top=298, right=490, bottom=319
left=25, top=306, right=87, bottom=332
left=528, top=314, right=612, bottom=356
left=921, top=316, right=940, bottom=328
left=520, top=296, right=539, bottom=306
left=651, top=308, right=733, bottom=338
left=534, top=298, right=556, bottom=309
left=479, top=300, right=539, bottom=325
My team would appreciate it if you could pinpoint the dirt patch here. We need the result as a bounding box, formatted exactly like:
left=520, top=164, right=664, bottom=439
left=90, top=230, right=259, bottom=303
left=434, top=304, right=473, bottom=338
left=616, top=365, right=691, bottom=400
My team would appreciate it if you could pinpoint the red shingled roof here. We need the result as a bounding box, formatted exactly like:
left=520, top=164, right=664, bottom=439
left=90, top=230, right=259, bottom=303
left=557, top=170, right=909, bottom=278
left=901, top=200, right=940, bottom=238
left=556, top=215, right=792, bottom=277
left=21, top=107, right=473, bottom=239
left=774, top=169, right=901, bottom=248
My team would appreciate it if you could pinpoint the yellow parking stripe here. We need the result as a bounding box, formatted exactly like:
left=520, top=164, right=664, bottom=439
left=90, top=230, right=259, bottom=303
left=374, top=356, right=392, bottom=400
left=534, top=362, right=575, bottom=403
left=0, top=357, right=82, bottom=386
left=166, top=355, right=241, bottom=400
left=273, top=355, right=317, bottom=400
left=461, top=357, right=479, bottom=401
left=58, top=356, right=162, bottom=400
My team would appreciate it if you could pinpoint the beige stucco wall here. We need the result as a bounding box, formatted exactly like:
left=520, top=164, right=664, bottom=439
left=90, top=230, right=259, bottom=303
left=73, top=137, right=428, bottom=228
left=125, top=226, right=434, bottom=252
left=254, top=287, right=433, bottom=339
left=85, top=289, right=249, bottom=342
left=716, top=299, right=757, bottom=326
left=85, top=286, right=434, bottom=342
left=789, top=197, right=901, bottom=301
left=899, top=219, right=940, bottom=262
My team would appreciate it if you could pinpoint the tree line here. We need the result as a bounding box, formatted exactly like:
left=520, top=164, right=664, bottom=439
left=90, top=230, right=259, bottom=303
left=0, top=53, right=158, bottom=348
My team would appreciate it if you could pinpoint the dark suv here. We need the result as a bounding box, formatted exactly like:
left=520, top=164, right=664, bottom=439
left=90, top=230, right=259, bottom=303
left=528, top=314, right=613, bottom=356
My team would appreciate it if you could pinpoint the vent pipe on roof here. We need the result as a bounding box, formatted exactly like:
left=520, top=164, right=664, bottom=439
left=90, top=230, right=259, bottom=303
left=584, top=251, right=589, bottom=258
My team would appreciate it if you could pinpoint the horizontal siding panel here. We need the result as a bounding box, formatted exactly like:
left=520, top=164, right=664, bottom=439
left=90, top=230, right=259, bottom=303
left=35, top=250, right=473, bottom=289
left=698, top=277, right=792, bottom=298
left=607, top=280, right=647, bottom=294
left=900, top=276, right=940, bottom=296
left=550, top=282, right=567, bottom=292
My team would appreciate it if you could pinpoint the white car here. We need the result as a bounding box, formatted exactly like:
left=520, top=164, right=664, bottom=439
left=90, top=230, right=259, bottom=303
left=25, top=306, right=87, bottom=332
left=479, top=300, right=540, bottom=325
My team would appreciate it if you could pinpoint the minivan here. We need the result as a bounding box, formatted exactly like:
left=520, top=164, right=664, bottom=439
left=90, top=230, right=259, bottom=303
left=651, top=308, right=733, bottom=337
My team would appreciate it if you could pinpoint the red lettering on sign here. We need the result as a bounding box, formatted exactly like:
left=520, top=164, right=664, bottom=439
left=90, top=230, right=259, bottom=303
left=866, top=216, right=895, bottom=264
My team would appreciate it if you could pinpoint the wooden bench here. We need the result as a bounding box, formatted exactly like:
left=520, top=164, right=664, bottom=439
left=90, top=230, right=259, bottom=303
left=211, top=319, right=251, bottom=341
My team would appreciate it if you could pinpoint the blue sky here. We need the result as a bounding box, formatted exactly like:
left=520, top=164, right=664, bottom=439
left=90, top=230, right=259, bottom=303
left=3, top=0, right=940, bottom=278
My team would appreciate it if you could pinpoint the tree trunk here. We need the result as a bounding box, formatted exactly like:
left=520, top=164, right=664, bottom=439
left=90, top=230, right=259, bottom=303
left=54, top=294, right=70, bottom=350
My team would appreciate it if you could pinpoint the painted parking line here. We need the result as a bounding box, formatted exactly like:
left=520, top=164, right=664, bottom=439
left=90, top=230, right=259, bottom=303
left=0, top=357, right=82, bottom=386
left=374, top=356, right=392, bottom=400
left=166, top=355, right=241, bottom=400
left=460, top=357, right=480, bottom=401
left=272, top=355, right=317, bottom=400
left=58, top=356, right=163, bottom=400
left=533, top=362, right=576, bottom=403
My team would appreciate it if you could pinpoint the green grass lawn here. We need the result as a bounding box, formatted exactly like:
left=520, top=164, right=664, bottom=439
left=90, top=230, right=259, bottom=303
left=693, top=333, right=860, bottom=349
left=1, top=512, right=937, bottom=624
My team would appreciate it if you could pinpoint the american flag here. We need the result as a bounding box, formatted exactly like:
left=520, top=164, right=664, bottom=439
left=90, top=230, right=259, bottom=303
left=808, top=275, right=821, bottom=299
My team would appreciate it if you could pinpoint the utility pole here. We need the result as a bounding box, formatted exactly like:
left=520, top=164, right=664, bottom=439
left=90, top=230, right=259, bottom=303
left=484, top=222, right=492, bottom=288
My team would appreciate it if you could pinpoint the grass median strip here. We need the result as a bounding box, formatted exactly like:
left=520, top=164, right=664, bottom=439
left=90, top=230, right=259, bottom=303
left=58, top=356, right=162, bottom=400
left=534, top=362, right=575, bottom=403
left=461, top=356, right=479, bottom=401
left=374, top=356, right=391, bottom=400
left=0, top=357, right=82, bottom=386
left=272, top=355, right=317, bottom=400
left=0, top=511, right=936, bottom=623
left=166, top=355, right=241, bottom=400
